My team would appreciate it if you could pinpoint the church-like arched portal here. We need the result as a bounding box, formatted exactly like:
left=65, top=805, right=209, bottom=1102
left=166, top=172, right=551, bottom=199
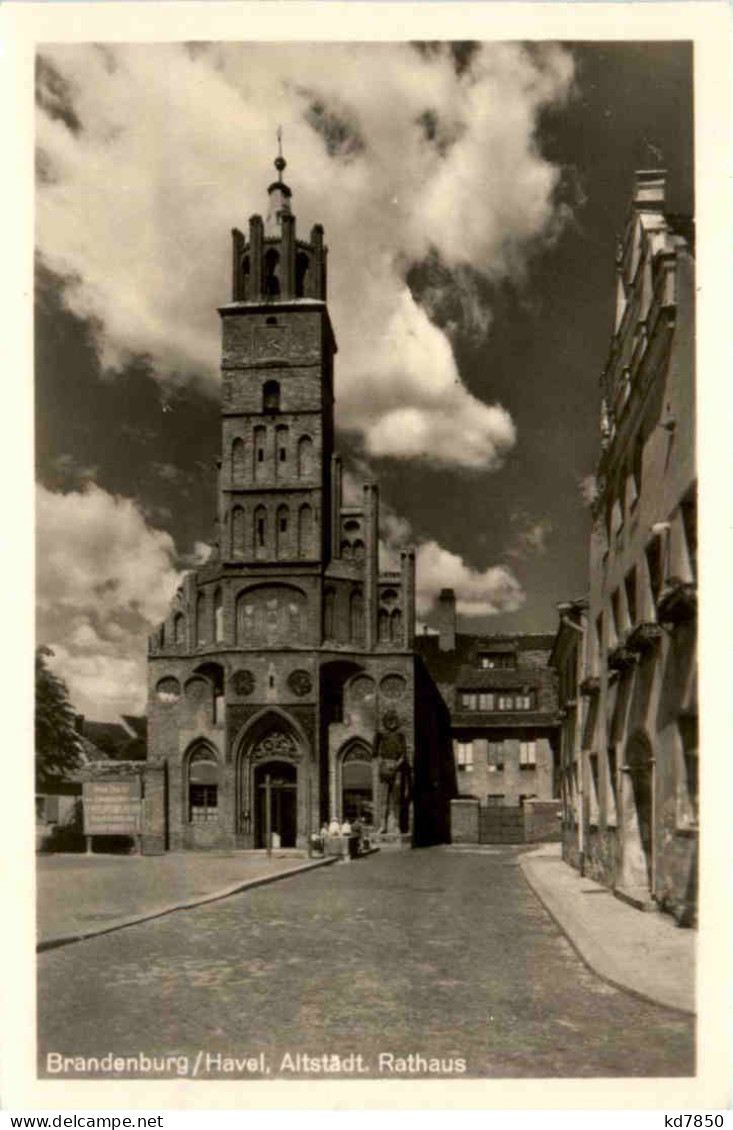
left=254, top=760, right=297, bottom=848
left=234, top=707, right=310, bottom=849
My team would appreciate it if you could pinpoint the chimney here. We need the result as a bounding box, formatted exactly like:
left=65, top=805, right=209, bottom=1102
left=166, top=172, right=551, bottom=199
left=632, top=169, right=666, bottom=213
left=437, top=588, right=456, bottom=652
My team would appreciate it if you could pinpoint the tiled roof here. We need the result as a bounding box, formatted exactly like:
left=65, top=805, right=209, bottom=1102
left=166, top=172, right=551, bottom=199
left=122, top=715, right=147, bottom=740
left=78, top=735, right=107, bottom=762
left=415, top=632, right=555, bottom=684
left=455, top=668, right=542, bottom=691
left=82, top=721, right=132, bottom=751
left=81, top=719, right=147, bottom=761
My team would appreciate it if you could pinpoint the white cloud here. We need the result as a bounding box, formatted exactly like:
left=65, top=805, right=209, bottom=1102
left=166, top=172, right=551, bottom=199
left=379, top=501, right=525, bottom=617
left=36, top=42, right=574, bottom=470
left=36, top=483, right=182, bottom=719
left=415, top=540, right=525, bottom=618
left=179, top=540, right=214, bottom=567
left=192, top=541, right=213, bottom=564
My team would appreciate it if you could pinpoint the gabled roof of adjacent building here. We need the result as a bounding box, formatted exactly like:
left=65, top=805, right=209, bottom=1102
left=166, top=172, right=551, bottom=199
left=122, top=715, right=148, bottom=741
left=415, top=632, right=556, bottom=685
left=80, top=717, right=147, bottom=762
left=453, top=667, right=544, bottom=691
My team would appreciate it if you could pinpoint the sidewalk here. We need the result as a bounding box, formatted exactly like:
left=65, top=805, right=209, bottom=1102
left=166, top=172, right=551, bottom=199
left=37, top=851, right=336, bottom=951
left=519, top=843, right=695, bottom=1014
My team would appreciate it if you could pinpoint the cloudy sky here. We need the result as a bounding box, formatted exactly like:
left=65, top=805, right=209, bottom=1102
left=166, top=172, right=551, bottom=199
left=34, top=41, right=693, bottom=721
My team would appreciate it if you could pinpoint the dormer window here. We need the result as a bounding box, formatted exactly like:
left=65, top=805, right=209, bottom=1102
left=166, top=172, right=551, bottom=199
left=478, top=652, right=517, bottom=670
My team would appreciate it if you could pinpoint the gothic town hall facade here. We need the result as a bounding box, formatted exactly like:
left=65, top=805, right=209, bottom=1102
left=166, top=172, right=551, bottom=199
left=147, top=155, right=454, bottom=852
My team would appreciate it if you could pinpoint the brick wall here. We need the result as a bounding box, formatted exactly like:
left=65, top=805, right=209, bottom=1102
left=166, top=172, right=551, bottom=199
left=523, top=799, right=562, bottom=843
left=450, top=798, right=479, bottom=843
left=141, top=765, right=167, bottom=854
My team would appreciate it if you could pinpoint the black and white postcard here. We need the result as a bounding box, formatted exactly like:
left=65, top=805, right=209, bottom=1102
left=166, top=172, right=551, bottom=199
left=3, top=0, right=730, bottom=1113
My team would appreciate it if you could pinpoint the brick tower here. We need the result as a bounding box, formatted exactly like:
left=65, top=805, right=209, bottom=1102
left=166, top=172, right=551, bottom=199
left=146, top=146, right=453, bottom=853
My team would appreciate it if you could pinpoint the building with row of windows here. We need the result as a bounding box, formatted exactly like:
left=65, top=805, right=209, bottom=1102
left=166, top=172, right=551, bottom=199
left=550, top=170, right=697, bottom=924
left=415, top=589, right=560, bottom=813
left=146, top=152, right=455, bottom=852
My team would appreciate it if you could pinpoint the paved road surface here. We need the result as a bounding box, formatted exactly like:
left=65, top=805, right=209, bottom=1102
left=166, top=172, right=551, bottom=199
left=37, top=847, right=694, bottom=1079
left=37, top=851, right=315, bottom=944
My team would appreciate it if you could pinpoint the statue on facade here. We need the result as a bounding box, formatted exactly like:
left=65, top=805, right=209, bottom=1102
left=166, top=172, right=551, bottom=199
left=375, top=710, right=411, bottom=833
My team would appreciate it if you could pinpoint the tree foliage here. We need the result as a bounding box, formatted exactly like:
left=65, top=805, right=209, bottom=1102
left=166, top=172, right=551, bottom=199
left=35, top=646, right=82, bottom=788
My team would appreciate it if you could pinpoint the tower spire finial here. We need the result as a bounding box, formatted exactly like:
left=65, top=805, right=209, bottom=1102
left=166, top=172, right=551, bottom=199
left=274, top=126, right=286, bottom=180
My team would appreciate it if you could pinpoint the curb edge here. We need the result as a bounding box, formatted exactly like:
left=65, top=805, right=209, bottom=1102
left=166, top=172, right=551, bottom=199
left=37, top=855, right=339, bottom=954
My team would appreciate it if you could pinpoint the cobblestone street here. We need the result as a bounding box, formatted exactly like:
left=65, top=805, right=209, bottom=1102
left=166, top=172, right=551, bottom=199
left=37, top=847, right=694, bottom=1080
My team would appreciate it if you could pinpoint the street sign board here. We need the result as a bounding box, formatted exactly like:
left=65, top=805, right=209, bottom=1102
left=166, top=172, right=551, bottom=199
left=83, top=778, right=142, bottom=836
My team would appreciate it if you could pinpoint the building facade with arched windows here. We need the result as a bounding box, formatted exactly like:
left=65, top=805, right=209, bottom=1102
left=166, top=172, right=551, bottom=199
left=147, top=152, right=455, bottom=852
left=550, top=172, right=697, bottom=925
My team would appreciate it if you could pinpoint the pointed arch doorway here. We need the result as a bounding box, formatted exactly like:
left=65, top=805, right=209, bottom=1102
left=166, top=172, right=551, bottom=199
left=235, top=709, right=309, bottom=849
left=254, top=760, right=297, bottom=848
left=340, top=741, right=375, bottom=825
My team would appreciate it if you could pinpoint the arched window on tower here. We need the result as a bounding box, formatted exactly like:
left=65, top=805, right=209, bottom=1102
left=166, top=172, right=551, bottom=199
left=323, top=587, right=336, bottom=640
left=241, top=256, right=250, bottom=301
left=263, top=380, right=280, bottom=414
left=232, top=506, right=245, bottom=559
left=232, top=437, right=246, bottom=485
left=390, top=608, right=402, bottom=644
left=276, top=504, right=290, bottom=559
left=276, top=424, right=289, bottom=475
left=298, top=503, right=314, bottom=558
left=254, top=506, right=268, bottom=559
left=350, top=589, right=364, bottom=645
left=196, top=592, right=207, bottom=646
left=353, top=539, right=365, bottom=563
left=174, top=612, right=185, bottom=645
left=378, top=608, right=390, bottom=643
left=295, top=251, right=310, bottom=298
left=298, top=435, right=314, bottom=478
left=213, top=588, right=224, bottom=642
left=264, top=249, right=281, bottom=297
left=254, top=425, right=267, bottom=482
